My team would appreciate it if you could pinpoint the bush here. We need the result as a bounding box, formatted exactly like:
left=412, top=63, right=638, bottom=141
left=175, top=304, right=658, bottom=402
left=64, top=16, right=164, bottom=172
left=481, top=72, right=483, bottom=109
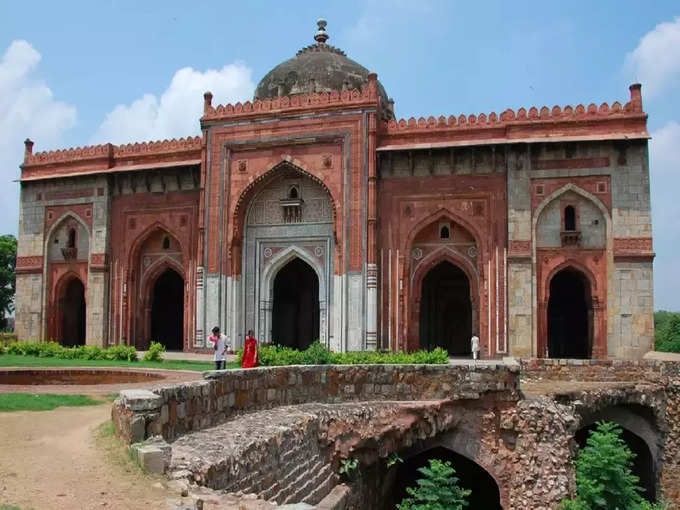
left=559, top=421, right=666, bottom=510
left=0, top=341, right=138, bottom=362
left=253, top=341, right=449, bottom=366
left=142, top=341, right=165, bottom=362
left=397, top=458, right=471, bottom=510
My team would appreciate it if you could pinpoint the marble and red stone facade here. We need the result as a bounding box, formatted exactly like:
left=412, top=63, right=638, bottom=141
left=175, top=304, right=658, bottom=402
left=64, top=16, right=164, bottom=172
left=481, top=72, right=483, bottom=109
left=14, top=38, right=654, bottom=359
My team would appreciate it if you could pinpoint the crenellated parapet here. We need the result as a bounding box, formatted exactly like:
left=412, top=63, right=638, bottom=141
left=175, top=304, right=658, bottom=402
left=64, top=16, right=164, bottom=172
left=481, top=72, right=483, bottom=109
left=24, top=143, right=113, bottom=166
left=379, top=84, right=648, bottom=146
left=202, top=75, right=381, bottom=123
left=112, top=136, right=201, bottom=158
left=21, top=136, right=202, bottom=181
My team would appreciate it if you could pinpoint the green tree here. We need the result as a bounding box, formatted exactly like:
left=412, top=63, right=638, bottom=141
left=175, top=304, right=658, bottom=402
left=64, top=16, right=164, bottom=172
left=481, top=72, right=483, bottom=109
left=397, top=458, right=470, bottom=510
left=560, top=421, right=664, bottom=510
left=0, top=235, right=17, bottom=331
left=655, top=311, right=680, bottom=353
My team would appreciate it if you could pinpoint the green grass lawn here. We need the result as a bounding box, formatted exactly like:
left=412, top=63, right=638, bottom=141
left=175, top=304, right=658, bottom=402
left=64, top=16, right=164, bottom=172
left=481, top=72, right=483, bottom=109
left=0, top=392, right=105, bottom=412
left=0, top=354, right=238, bottom=371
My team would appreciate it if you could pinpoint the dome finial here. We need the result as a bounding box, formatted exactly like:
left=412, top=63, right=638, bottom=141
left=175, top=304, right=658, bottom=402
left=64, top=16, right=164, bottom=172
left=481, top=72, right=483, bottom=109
left=314, top=18, right=329, bottom=43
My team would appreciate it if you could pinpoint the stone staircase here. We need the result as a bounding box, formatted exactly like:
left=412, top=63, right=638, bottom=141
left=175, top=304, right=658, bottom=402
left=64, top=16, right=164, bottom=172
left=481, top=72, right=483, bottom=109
left=167, top=403, right=343, bottom=505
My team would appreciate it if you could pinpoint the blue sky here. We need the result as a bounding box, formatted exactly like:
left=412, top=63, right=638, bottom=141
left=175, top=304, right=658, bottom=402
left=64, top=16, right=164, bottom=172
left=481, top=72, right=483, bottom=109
left=1, top=1, right=679, bottom=310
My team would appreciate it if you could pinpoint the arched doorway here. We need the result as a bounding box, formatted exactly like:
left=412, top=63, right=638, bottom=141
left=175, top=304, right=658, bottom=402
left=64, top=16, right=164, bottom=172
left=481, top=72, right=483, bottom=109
left=60, top=277, right=86, bottom=346
left=393, top=446, right=502, bottom=509
left=419, top=261, right=472, bottom=355
left=548, top=268, right=593, bottom=358
left=272, top=257, right=319, bottom=349
left=575, top=424, right=656, bottom=502
left=150, top=268, right=184, bottom=350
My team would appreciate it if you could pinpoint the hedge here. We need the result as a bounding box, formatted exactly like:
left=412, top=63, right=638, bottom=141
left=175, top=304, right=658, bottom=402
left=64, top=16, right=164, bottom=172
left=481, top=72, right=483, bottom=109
left=237, top=341, right=450, bottom=366
left=0, top=341, right=138, bottom=362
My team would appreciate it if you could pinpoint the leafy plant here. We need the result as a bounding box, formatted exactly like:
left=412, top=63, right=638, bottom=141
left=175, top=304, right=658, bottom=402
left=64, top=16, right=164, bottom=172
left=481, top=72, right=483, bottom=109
left=559, top=421, right=665, bottom=510
left=397, top=458, right=470, bottom=510
left=142, top=341, right=165, bottom=362
left=387, top=452, right=404, bottom=468
left=254, top=341, right=449, bottom=367
left=338, top=458, right=359, bottom=480
left=1, top=341, right=138, bottom=362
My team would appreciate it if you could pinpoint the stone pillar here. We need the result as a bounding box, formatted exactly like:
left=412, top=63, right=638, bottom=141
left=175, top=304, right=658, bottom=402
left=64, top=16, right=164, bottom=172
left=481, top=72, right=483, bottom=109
left=86, top=176, right=111, bottom=346
left=366, top=263, right=378, bottom=350
left=506, top=147, right=533, bottom=357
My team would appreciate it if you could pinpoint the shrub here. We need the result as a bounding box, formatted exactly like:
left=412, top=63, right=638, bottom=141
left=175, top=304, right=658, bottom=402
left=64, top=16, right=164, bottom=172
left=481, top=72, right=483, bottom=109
left=105, top=344, right=138, bottom=362
left=142, top=341, right=165, bottom=362
left=397, top=458, right=471, bottom=510
left=253, top=342, right=449, bottom=366
left=559, top=421, right=665, bottom=510
left=1, top=341, right=138, bottom=362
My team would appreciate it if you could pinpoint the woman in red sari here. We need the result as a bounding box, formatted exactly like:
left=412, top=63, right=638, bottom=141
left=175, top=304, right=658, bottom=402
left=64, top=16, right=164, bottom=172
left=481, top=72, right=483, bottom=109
left=241, top=329, right=259, bottom=368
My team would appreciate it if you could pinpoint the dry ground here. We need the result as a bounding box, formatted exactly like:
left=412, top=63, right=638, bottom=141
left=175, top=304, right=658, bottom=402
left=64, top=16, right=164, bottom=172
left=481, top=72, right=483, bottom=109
left=0, top=404, right=168, bottom=510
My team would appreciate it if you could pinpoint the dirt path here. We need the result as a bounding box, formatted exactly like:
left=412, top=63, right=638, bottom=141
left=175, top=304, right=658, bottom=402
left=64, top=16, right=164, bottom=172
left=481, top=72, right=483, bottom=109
left=0, top=404, right=168, bottom=510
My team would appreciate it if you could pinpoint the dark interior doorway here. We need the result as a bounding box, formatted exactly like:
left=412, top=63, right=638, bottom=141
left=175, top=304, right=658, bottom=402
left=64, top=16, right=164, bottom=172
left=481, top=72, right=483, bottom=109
left=392, top=446, right=502, bottom=509
left=61, top=278, right=86, bottom=346
left=272, top=257, right=319, bottom=349
left=419, top=261, right=472, bottom=355
left=548, top=268, right=592, bottom=358
left=575, top=424, right=656, bottom=502
left=150, top=269, right=184, bottom=350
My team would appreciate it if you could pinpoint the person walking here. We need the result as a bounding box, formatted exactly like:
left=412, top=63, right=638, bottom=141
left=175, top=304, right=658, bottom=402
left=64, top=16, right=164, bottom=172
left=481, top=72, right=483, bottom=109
left=209, top=326, right=229, bottom=370
left=241, top=329, right=259, bottom=368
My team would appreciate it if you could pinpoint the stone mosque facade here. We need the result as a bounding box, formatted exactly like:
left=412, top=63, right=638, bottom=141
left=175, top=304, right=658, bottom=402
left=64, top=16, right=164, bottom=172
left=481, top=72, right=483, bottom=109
left=14, top=21, right=654, bottom=359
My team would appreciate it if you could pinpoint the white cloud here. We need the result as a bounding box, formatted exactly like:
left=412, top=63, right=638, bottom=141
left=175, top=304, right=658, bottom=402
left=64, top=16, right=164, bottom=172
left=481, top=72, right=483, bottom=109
left=625, top=16, right=680, bottom=99
left=650, top=121, right=680, bottom=311
left=92, top=64, right=254, bottom=145
left=0, top=40, right=77, bottom=235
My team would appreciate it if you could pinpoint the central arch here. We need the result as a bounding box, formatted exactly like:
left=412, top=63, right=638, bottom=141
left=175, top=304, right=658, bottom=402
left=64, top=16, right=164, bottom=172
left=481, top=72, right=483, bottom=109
left=150, top=268, right=184, bottom=351
left=59, top=276, right=86, bottom=346
left=419, top=261, right=472, bottom=355
left=272, top=257, right=320, bottom=349
left=548, top=267, right=593, bottom=358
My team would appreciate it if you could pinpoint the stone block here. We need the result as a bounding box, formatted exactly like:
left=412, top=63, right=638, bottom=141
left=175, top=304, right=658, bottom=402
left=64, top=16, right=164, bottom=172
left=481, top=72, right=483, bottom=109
left=130, top=437, right=171, bottom=474
left=120, top=389, right=163, bottom=411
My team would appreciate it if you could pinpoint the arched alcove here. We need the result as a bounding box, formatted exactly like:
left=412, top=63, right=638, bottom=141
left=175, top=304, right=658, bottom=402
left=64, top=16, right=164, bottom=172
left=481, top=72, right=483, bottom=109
left=150, top=268, right=184, bottom=351
left=548, top=267, right=593, bottom=358
left=272, top=257, right=319, bottom=349
left=419, top=261, right=472, bottom=355
left=59, top=277, right=86, bottom=346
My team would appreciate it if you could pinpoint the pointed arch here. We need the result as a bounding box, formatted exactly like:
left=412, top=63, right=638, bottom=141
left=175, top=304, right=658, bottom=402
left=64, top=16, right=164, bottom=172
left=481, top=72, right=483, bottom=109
left=53, top=271, right=86, bottom=346
left=533, top=183, right=611, bottom=234
left=403, top=209, right=483, bottom=353
left=532, top=184, right=611, bottom=358
left=403, top=207, right=483, bottom=258
left=127, top=221, right=186, bottom=269
left=43, top=212, right=91, bottom=251
left=126, top=222, right=186, bottom=349
left=257, top=245, right=327, bottom=345
left=233, top=159, right=339, bottom=237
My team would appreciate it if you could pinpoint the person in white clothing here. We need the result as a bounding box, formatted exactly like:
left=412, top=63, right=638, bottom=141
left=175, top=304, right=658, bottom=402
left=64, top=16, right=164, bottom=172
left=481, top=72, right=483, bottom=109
left=471, top=335, right=480, bottom=360
left=209, top=326, right=229, bottom=370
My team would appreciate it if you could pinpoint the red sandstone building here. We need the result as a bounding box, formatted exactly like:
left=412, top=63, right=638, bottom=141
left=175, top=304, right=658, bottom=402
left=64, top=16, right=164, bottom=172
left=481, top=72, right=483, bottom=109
left=15, top=21, right=654, bottom=359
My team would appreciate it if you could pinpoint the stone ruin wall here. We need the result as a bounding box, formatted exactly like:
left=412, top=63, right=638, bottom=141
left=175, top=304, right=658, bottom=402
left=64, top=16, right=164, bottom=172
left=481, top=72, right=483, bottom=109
left=111, top=364, right=519, bottom=444
left=112, top=361, right=680, bottom=508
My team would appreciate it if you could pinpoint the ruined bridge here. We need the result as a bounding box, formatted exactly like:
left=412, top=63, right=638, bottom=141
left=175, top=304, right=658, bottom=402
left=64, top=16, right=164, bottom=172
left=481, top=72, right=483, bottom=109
left=112, top=361, right=680, bottom=509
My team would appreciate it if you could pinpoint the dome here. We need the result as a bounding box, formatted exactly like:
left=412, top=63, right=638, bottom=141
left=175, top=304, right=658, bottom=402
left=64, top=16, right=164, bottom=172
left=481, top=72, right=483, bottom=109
left=254, top=20, right=393, bottom=119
